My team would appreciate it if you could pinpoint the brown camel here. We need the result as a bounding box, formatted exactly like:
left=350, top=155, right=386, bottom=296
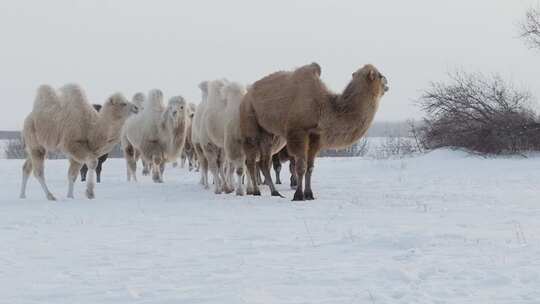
left=240, top=62, right=388, bottom=200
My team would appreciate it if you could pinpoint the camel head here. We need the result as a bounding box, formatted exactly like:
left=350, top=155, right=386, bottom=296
left=102, top=93, right=139, bottom=120
left=353, top=64, right=389, bottom=98
left=188, top=102, right=196, bottom=119
left=132, top=92, right=145, bottom=110
left=166, top=96, right=188, bottom=124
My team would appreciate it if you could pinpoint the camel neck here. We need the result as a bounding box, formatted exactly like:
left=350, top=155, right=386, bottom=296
left=319, top=85, right=380, bottom=149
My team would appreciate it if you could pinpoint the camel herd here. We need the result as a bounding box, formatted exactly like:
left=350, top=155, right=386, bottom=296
left=19, top=62, right=388, bottom=201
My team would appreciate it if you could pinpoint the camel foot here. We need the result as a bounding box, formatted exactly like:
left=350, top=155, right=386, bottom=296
left=236, top=189, right=245, bottom=196
left=304, top=190, right=315, bottom=200
left=292, top=190, right=304, bottom=201
left=271, top=190, right=284, bottom=198
left=85, top=189, right=94, bottom=199
left=46, top=193, right=57, bottom=201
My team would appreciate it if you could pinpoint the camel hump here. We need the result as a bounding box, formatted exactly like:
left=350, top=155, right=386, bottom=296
left=143, top=89, right=165, bottom=116
left=207, top=79, right=228, bottom=106
left=296, top=62, right=321, bottom=76
left=199, top=81, right=209, bottom=93
left=59, top=83, right=89, bottom=107
left=33, top=84, right=59, bottom=111
left=221, top=81, right=245, bottom=96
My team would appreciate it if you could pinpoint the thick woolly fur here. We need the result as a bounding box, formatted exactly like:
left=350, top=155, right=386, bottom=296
left=191, top=81, right=210, bottom=189
left=20, top=84, right=138, bottom=200
left=199, top=79, right=233, bottom=194
left=181, top=102, right=198, bottom=171
left=222, top=82, right=248, bottom=195
left=240, top=62, right=389, bottom=200
left=121, top=89, right=189, bottom=183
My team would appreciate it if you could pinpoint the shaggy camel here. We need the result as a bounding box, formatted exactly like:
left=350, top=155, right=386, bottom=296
left=222, top=82, right=248, bottom=195
left=180, top=102, right=197, bottom=171
left=240, top=63, right=389, bottom=200
left=122, top=90, right=189, bottom=183
left=20, top=84, right=137, bottom=200
left=200, top=79, right=235, bottom=194
left=80, top=104, right=109, bottom=183
left=130, top=92, right=152, bottom=176
left=191, top=82, right=210, bottom=188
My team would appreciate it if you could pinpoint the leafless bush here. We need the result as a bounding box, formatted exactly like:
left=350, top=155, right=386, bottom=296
left=520, top=6, right=540, bottom=49
left=417, top=71, right=540, bottom=155
left=375, top=134, right=416, bottom=159
left=319, top=137, right=369, bottom=157
left=3, top=138, right=67, bottom=159
left=4, top=139, right=26, bottom=159
left=408, top=119, right=427, bottom=153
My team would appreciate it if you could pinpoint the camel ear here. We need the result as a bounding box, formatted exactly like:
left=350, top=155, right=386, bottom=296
left=311, top=62, right=321, bottom=76
left=367, top=69, right=377, bottom=82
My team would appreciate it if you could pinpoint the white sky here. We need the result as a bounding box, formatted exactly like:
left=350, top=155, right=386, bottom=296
left=0, top=0, right=538, bottom=130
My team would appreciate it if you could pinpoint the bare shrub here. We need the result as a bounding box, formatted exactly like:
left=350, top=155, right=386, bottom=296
left=417, top=71, right=540, bottom=155
left=375, top=134, right=416, bottom=159
left=319, top=137, right=369, bottom=157
left=520, top=6, right=540, bottom=49
left=4, top=139, right=26, bottom=159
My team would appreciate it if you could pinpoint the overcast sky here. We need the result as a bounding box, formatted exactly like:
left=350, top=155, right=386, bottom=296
left=0, top=0, right=538, bottom=130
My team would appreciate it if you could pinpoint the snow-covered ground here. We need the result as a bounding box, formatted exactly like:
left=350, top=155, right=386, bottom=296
left=1, top=151, right=539, bottom=303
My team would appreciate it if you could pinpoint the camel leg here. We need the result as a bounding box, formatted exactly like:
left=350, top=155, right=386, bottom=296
left=234, top=161, right=245, bottom=196
left=142, top=160, right=150, bottom=176
left=218, top=150, right=234, bottom=194
left=289, top=158, right=298, bottom=189
left=258, top=135, right=283, bottom=197
left=67, top=158, right=82, bottom=198
left=80, top=165, right=88, bottom=182
left=273, top=155, right=282, bottom=184
left=243, top=137, right=261, bottom=196
left=204, top=144, right=222, bottom=194
left=139, top=149, right=150, bottom=176
left=20, top=158, right=33, bottom=199
left=127, top=157, right=137, bottom=182
left=124, top=145, right=137, bottom=182
left=29, top=148, right=56, bottom=201
left=180, top=154, right=186, bottom=168
left=259, top=150, right=283, bottom=197
left=195, top=144, right=209, bottom=188
left=304, top=134, right=321, bottom=200
left=96, top=159, right=103, bottom=183
left=151, top=155, right=164, bottom=183
left=255, top=164, right=263, bottom=185
left=288, top=131, right=308, bottom=201
left=159, top=162, right=165, bottom=182
left=85, top=158, right=98, bottom=199
left=245, top=157, right=260, bottom=196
